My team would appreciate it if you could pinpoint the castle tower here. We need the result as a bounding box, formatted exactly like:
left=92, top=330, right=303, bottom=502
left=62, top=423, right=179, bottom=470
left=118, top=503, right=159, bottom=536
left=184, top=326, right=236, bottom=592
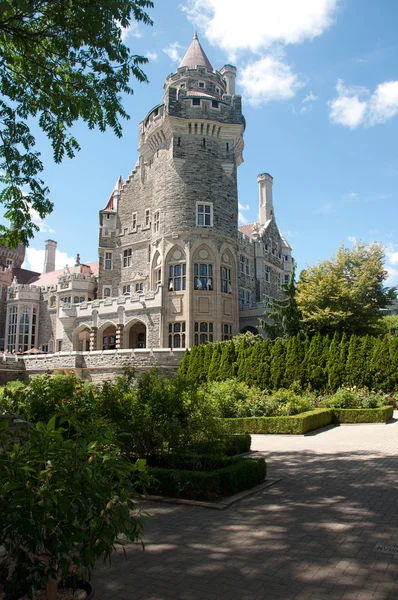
left=43, top=239, right=57, bottom=273
left=258, top=173, right=274, bottom=225
left=98, top=33, right=245, bottom=349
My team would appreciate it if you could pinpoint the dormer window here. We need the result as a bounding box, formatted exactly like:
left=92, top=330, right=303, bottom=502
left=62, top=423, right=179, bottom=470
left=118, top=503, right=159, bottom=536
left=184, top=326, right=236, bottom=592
left=215, top=86, right=221, bottom=95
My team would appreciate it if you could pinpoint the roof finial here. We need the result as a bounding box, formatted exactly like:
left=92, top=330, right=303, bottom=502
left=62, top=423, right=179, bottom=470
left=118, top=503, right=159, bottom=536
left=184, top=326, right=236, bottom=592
left=193, top=31, right=198, bottom=40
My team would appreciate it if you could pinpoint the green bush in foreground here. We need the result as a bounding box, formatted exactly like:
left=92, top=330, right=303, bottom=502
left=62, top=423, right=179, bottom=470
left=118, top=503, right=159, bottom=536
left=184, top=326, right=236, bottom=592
left=331, top=406, right=393, bottom=423
left=149, top=457, right=266, bottom=502
left=222, top=408, right=332, bottom=435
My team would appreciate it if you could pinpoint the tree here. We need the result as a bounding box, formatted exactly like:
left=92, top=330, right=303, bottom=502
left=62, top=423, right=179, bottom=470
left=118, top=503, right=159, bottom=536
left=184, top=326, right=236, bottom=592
left=0, top=0, right=153, bottom=246
left=260, top=264, right=302, bottom=339
left=296, top=242, right=396, bottom=336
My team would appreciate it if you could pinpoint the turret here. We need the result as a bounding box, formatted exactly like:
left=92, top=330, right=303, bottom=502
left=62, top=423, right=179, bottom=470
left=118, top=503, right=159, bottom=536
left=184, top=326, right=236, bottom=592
left=43, top=239, right=57, bottom=273
left=220, top=65, right=237, bottom=96
left=257, top=173, right=274, bottom=225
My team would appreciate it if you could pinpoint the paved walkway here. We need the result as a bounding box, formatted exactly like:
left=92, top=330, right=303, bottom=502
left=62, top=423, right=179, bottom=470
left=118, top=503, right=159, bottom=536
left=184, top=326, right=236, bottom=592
left=95, top=417, right=398, bottom=600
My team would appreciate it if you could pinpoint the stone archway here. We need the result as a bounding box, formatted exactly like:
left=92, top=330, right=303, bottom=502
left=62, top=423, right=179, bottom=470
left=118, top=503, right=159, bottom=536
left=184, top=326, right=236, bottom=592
left=73, top=325, right=91, bottom=351
left=240, top=325, right=259, bottom=335
left=101, top=324, right=117, bottom=350
left=125, top=321, right=147, bottom=349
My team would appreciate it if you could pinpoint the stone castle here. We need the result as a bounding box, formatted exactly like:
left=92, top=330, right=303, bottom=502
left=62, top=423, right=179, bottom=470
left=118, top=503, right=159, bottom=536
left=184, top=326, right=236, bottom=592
left=0, top=34, right=292, bottom=354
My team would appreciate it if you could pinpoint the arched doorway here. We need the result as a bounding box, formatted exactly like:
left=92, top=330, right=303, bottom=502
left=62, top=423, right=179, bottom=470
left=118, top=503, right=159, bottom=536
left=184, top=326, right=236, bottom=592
left=126, top=321, right=146, bottom=349
left=75, top=327, right=91, bottom=351
left=102, top=324, right=117, bottom=350
left=240, top=325, right=259, bottom=335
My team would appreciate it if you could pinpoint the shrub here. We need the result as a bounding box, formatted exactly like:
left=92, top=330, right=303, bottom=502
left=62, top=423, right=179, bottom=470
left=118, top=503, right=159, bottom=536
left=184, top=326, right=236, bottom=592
left=125, top=369, right=221, bottom=456
left=0, top=373, right=98, bottom=423
left=222, top=408, right=332, bottom=435
left=0, top=416, right=148, bottom=600
left=202, top=379, right=260, bottom=418
left=148, top=457, right=266, bottom=501
left=331, top=406, right=393, bottom=423
left=184, top=434, right=251, bottom=456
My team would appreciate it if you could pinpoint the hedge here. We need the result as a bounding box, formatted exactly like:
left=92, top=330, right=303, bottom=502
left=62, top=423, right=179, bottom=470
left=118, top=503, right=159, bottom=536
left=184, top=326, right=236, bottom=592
left=148, top=457, right=266, bottom=501
left=187, top=434, right=251, bottom=456
left=178, top=332, right=398, bottom=392
left=331, top=406, right=394, bottom=424
left=146, top=453, right=241, bottom=471
left=222, top=408, right=332, bottom=435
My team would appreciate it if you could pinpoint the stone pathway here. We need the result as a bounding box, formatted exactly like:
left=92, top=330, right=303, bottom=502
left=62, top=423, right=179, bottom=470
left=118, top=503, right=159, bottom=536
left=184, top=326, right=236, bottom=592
left=95, top=416, right=398, bottom=599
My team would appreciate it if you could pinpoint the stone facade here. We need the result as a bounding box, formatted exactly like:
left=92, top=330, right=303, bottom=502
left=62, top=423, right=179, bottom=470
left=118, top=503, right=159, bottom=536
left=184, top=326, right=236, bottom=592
left=0, top=34, right=292, bottom=356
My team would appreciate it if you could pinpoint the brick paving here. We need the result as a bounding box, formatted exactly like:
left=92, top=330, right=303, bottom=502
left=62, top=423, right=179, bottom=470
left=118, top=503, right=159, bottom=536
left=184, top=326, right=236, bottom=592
left=95, top=416, right=398, bottom=599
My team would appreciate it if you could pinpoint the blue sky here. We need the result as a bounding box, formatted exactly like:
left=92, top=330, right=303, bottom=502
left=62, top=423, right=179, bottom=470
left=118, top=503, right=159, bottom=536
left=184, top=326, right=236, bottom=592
left=19, top=0, right=398, bottom=283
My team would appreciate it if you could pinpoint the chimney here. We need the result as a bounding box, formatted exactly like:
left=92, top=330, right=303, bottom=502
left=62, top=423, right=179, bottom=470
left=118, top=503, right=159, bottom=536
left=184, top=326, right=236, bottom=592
left=257, top=173, right=274, bottom=225
left=43, top=240, right=57, bottom=273
left=220, top=64, right=237, bottom=95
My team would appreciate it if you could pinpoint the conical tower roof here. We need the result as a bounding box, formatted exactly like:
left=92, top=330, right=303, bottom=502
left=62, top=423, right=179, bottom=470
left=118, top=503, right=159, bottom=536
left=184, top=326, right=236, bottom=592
left=179, top=32, right=213, bottom=72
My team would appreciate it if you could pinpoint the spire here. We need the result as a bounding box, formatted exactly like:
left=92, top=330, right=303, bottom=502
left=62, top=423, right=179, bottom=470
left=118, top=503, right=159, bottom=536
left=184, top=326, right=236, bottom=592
left=179, top=32, right=213, bottom=72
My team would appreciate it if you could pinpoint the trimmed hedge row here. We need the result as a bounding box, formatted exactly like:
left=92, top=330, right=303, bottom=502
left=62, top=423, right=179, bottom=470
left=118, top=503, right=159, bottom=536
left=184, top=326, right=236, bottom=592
left=188, top=434, right=251, bottom=456
left=146, top=453, right=242, bottom=471
left=331, top=406, right=393, bottom=424
left=148, top=457, right=266, bottom=501
left=222, top=408, right=332, bottom=435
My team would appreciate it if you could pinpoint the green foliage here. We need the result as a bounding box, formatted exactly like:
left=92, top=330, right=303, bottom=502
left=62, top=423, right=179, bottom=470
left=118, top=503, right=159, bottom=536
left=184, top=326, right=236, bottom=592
left=208, top=342, right=223, bottom=382
left=148, top=457, right=266, bottom=502
left=331, top=406, right=393, bottom=423
left=0, top=416, right=149, bottom=599
left=296, top=241, right=396, bottom=336
left=0, top=0, right=153, bottom=245
left=188, top=434, right=251, bottom=456
left=0, top=373, right=97, bottom=422
left=222, top=409, right=332, bottom=435
left=125, top=369, right=221, bottom=456
left=380, top=315, right=398, bottom=336
left=318, top=387, right=392, bottom=409
left=260, top=264, right=302, bottom=339
left=218, top=341, right=236, bottom=380
left=270, top=339, right=286, bottom=389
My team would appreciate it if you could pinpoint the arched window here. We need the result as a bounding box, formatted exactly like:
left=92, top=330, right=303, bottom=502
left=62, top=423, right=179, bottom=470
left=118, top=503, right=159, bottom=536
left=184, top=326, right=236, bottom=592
left=104, top=287, right=111, bottom=297
left=168, top=323, right=186, bottom=348
left=194, top=322, right=213, bottom=345
left=194, top=263, right=213, bottom=290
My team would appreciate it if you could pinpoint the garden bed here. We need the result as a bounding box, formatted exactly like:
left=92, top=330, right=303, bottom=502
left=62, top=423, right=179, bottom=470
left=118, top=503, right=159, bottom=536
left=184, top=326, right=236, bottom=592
left=331, top=406, right=393, bottom=423
left=222, top=408, right=332, bottom=435
left=147, top=453, right=266, bottom=502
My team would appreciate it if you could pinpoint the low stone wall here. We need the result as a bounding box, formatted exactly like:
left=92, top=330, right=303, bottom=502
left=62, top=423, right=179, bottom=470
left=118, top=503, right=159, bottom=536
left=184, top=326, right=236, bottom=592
left=0, top=349, right=186, bottom=384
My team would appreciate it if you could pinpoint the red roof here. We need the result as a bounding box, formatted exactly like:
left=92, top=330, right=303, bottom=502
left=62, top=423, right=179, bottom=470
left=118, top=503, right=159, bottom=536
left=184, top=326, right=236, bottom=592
left=239, top=224, right=255, bottom=238
left=179, top=32, right=213, bottom=72
left=31, top=262, right=99, bottom=287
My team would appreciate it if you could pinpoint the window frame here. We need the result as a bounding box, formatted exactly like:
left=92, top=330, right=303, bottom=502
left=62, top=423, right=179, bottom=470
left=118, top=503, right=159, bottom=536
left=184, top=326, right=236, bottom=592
left=132, top=212, right=137, bottom=231
left=196, top=202, right=213, bottom=227
left=168, top=322, right=186, bottom=349
left=193, top=322, right=214, bottom=345
left=221, top=266, right=232, bottom=294
left=153, top=210, right=160, bottom=234
left=169, top=263, right=186, bottom=292
left=145, top=209, right=150, bottom=227
left=104, top=252, right=112, bottom=271
left=123, top=248, right=132, bottom=268
left=194, top=263, right=213, bottom=290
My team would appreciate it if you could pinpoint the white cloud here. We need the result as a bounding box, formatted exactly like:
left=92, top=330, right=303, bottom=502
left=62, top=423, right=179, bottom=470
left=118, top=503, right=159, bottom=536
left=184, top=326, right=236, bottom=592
left=30, top=208, right=55, bottom=234
left=239, top=54, right=304, bottom=105
left=24, top=248, right=75, bottom=274
left=368, top=81, right=398, bottom=125
left=118, top=21, right=142, bottom=41
left=329, top=79, right=368, bottom=128
left=329, top=79, right=398, bottom=128
left=146, top=51, right=158, bottom=61
left=163, top=42, right=184, bottom=63
left=182, top=0, right=339, bottom=55
left=348, top=235, right=358, bottom=244
left=300, top=91, right=318, bottom=112
left=238, top=202, right=250, bottom=211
